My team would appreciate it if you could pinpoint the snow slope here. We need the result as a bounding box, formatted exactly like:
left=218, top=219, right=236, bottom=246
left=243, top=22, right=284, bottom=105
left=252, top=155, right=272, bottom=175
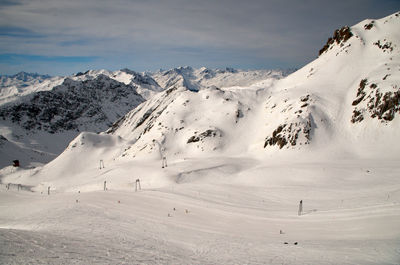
left=0, top=67, right=285, bottom=168
left=150, top=66, right=289, bottom=92
left=0, top=75, right=145, bottom=168
left=261, top=12, right=400, bottom=157
left=0, top=155, right=399, bottom=264
left=0, top=12, right=400, bottom=265
left=108, top=11, right=400, bottom=160
left=0, top=72, right=64, bottom=105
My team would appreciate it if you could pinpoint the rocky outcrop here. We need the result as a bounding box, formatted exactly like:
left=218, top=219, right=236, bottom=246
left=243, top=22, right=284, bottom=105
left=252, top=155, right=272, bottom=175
left=264, top=118, right=311, bottom=149
left=0, top=75, right=145, bottom=133
left=351, top=78, right=400, bottom=123
left=319, top=26, right=353, bottom=56
left=187, top=129, right=223, bottom=144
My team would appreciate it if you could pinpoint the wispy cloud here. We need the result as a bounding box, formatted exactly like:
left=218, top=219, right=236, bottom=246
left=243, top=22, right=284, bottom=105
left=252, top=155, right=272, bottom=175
left=0, top=54, right=98, bottom=64
left=0, top=0, right=398, bottom=75
left=0, top=26, right=45, bottom=38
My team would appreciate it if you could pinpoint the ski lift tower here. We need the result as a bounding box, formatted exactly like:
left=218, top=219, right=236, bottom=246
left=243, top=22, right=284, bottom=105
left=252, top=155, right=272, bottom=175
left=152, top=139, right=168, bottom=168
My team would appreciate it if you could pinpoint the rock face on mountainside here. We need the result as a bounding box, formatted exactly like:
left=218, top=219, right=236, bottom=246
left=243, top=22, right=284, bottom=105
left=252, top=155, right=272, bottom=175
left=0, top=67, right=287, bottom=167
left=105, top=12, right=400, bottom=159
left=0, top=75, right=145, bottom=133
left=263, top=95, right=313, bottom=149
left=319, top=26, right=353, bottom=56
left=261, top=12, right=400, bottom=150
left=106, top=84, right=258, bottom=158
left=317, top=13, right=400, bottom=127
left=1, top=12, right=400, bottom=167
left=351, top=78, right=400, bottom=123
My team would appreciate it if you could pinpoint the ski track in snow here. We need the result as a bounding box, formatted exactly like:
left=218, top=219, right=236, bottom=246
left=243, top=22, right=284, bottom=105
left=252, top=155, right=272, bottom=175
left=1, top=157, right=400, bottom=265
left=1, top=12, right=400, bottom=265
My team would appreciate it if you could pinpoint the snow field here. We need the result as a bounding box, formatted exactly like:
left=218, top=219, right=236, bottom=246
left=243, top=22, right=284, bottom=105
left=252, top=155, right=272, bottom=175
left=1, top=12, right=400, bottom=265
left=1, top=155, right=400, bottom=264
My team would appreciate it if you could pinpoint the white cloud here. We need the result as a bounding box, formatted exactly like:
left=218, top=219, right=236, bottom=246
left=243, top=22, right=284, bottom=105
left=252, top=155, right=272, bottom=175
left=0, top=0, right=398, bottom=74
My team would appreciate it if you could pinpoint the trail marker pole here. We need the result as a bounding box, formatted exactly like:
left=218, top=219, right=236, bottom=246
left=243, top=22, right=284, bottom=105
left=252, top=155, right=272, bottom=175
left=104, top=180, right=107, bottom=191
left=48, top=186, right=50, bottom=195
left=162, top=156, right=168, bottom=168
left=99, top=160, right=105, bottom=169
left=135, top=179, right=141, bottom=192
left=298, top=200, right=303, bottom=216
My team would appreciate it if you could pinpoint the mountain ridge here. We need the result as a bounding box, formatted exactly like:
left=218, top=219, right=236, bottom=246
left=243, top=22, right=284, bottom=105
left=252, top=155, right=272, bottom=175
left=105, top=11, right=400, bottom=160
left=0, top=67, right=289, bottom=168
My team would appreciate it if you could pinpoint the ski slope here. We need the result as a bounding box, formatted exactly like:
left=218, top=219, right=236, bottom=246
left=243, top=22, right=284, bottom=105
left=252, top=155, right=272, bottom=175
left=1, top=155, right=399, bottom=264
left=1, top=12, right=400, bottom=265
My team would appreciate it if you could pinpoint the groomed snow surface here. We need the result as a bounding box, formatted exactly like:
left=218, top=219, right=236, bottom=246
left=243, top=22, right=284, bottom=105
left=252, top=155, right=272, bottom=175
left=1, top=153, right=400, bottom=265
left=1, top=12, right=400, bottom=264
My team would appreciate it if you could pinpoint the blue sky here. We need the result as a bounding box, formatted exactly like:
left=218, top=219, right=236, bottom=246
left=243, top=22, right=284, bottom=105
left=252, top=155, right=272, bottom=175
left=0, top=0, right=398, bottom=76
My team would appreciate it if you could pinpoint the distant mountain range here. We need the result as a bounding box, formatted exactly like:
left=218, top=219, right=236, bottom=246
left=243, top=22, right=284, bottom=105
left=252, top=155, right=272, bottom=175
left=0, top=67, right=289, bottom=167
left=1, top=11, right=400, bottom=169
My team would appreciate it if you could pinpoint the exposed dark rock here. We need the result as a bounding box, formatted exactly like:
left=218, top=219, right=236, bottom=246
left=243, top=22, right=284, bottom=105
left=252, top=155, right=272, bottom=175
left=264, top=125, right=287, bottom=149
left=187, top=136, right=200, bottom=143
left=135, top=109, right=154, bottom=129
left=372, top=91, right=400, bottom=121
left=351, top=78, right=400, bottom=123
left=319, top=26, right=353, bottom=56
left=166, top=87, right=178, bottom=95
left=264, top=119, right=312, bottom=149
left=300, top=95, right=310, bottom=102
left=187, top=129, right=222, bottom=144
left=351, top=109, right=364, bottom=123
left=352, top=79, right=368, bottom=106
left=364, top=21, right=374, bottom=30
left=236, top=109, right=244, bottom=122
left=75, top=70, right=89, bottom=77
left=0, top=75, right=144, bottom=133
left=374, top=40, right=393, bottom=52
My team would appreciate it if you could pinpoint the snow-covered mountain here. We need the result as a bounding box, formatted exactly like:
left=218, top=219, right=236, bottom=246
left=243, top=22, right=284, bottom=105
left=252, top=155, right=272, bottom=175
left=0, top=72, right=52, bottom=87
left=0, top=75, right=145, bottom=133
left=0, top=67, right=288, bottom=168
left=1, top=13, right=400, bottom=265
left=261, top=12, right=400, bottom=155
left=72, top=69, right=163, bottom=100
left=150, top=66, right=289, bottom=92
left=0, top=72, right=64, bottom=105
left=1, top=11, right=399, bottom=168
left=105, top=12, right=400, bottom=160
left=0, top=74, right=146, bottom=167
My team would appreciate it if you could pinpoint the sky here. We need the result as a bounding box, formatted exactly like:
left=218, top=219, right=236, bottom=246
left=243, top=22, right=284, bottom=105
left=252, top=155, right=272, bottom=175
left=0, top=0, right=399, bottom=76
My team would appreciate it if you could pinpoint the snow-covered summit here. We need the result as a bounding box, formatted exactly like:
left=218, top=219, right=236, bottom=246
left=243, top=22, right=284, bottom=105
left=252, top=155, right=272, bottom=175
left=0, top=74, right=145, bottom=168
left=0, top=72, right=51, bottom=83
left=261, top=11, right=400, bottom=155
left=0, top=66, right=286, bottom=168
left=0, top=72, right=64, bottom=105
left=1, top=14, right=400, bottom=265
left=0, top=74, right=145, bottom=133
left=150, top=66, right=289, bottom=92
left=106, top=12, right=400, bottom=161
